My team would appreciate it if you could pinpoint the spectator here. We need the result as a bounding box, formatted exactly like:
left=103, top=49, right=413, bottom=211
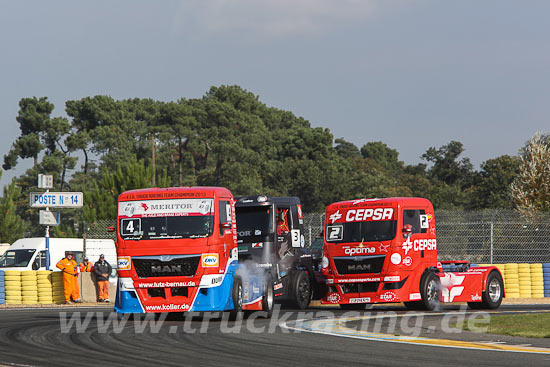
left=79, top=257, right=93, bottom=272
left=94, top=254, right=112, bottom=302
left=56, top=252, right=81, bottom=304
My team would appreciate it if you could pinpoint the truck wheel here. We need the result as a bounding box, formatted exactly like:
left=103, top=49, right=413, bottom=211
left=420, top=272, right=440, bottom=311
left=229, top=277, right=243, bottom=320
left=262, top=275, right=274, bottom=318
left=468, top=271, right=503, bottom=310
left=291, top=270, right=311, bottom=309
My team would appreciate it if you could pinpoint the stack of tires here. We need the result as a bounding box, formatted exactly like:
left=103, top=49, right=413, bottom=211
left=4, top=271, right=22, bottom=304
left=494, top=264, right=506, bottom=280
left=37, top=270, right=54, bottom=304
left=530, top=263, right=544, bottom=298
left=518, top=263, right=532, bottom=298
left=52, top=272, right=65, bottom=304
left=0, top=270, right=5, bottom=305
left=544, top=263, right=550, bottom=298
left=21, top=271, right=39, bottom=305
left=503, top=263, right=520, bottom=298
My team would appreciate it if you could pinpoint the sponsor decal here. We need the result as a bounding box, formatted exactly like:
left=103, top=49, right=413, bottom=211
left=201, top=253, right=219, bottom=267
left=384, top=276, right=400, bottom=282
left=274, top=282, right=283, bottom=290
left=349, top=297, right=371, bottom=303
left=401, top=238, right=437, bottom=255
left=440, top=273, right=465, bottom=302
left=252, top=242, right=263, bottom=248
left=378, top=243, right=390, bottom=252
left=238, top=245, right=248, bottom=252
left=136, top=281, right=196, bottom=288
left=117, top=257, right=131, bottom=270
left=144, top=303, right=190, bottom=312
left=380, top=291, right=397, bottom=302
left=409, top=293, right=421, bottom=301
left=326, top=278, right=334, bottom=284
left=118, top=199, right=213, bottom=218
left=329, top=210, right=342, bottom=224
left=254, top=229, right=262, bottom=235
left=390, top=253, right=402, bottom=265
left=297, top=204, right=303, bottom=219
left=336, top=277, right=380, bottom=283
left=326, top=293, right=341, bottom=303
left=402, top=256, right=413, bottom=266
left=345, top=208, right=394, bottom=222
left=352, top=198, right=368, bottom=205
left=238, top=230, right=252, bottom=237
left=343, top=244, right=376, bottom=256
left=471, top=293, right=482, bottom=301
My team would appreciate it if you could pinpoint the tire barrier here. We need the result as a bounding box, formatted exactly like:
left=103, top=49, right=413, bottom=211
left=0, top=270, right=5, bottom=305
left=21, top=271, right=38, bottom=305
left=51, top=271, right=65, bottom=304
left=544, top=263, right=550, bottom=298
left=503, top=263, right=520, bottom=298
left=4, top=270, right=22, bottom=305
left=37, top=270, right=54, bottom=304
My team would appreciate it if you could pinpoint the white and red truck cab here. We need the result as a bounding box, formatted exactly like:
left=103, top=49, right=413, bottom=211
left=321, top=197, right=504, bottom=310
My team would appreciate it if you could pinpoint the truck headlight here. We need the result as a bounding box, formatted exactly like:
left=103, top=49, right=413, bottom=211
left=321, top=256, right=329, bottom=269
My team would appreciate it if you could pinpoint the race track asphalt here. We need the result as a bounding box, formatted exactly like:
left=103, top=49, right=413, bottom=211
left=0, top=304, right=549, bottom=367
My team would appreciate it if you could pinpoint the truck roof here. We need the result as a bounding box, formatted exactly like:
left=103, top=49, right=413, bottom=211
left=235, top=196, right=301, bottom=207
left=326, top=197, right=433, bottom=210
left=119, top=186, right=233, bottom=201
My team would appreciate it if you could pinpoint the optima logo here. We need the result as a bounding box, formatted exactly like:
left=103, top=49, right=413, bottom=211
left=343, top=246, right=375, bottom=256
left=201, top=254, right=219, bottom=267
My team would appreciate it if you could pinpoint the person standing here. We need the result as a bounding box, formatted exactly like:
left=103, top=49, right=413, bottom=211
left=56, top=252, right=81, bottom=304
left=94, top=254, right=112, bottom=302
left=79, top=257, right=93, bottom=272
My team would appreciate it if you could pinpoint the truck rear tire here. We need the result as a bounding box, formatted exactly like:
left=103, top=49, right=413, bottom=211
left=468, top=271, right=503, bottom=310
left=291, top=270, right=311, bottom=309
left=420, top=272, right=440, bottom=311
left=262, top=275, right=274, bottom=318
left=229, top=277, right=243, bottom=320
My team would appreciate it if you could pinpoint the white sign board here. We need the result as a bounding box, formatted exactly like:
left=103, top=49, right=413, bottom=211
left=39, top=210, right=60, bottom=226
left=30, top=192, right=83, bottom=208
left=37, top=174, right=53, bottom=189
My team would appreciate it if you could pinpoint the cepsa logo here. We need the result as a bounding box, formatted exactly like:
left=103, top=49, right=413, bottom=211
left=117, top=257, right=131, bottom=270
left=201, top=253, right=219, bottom=267
left=343, top=245, right=375, bottom=256
left=345, top=208, right=393, bottom=222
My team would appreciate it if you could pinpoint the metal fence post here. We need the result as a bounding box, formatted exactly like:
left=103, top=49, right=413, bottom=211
left=490, top=221, right=494, bottom=264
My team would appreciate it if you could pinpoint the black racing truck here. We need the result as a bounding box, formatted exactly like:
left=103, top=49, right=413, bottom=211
left=235, top=196, right=321, bottom=309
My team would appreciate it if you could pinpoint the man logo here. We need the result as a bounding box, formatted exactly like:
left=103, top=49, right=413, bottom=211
left=151, top=265, right=182, bottom=273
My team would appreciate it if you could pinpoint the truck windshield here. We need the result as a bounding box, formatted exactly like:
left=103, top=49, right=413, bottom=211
left=0, top=249, right=36, bottom=267
left=325, top=221, right=397, bottom=243
left=118, top=198, right=215, bottom=240
left=120, top=216, right=214, bottom=240
left=235, top=206, right=273, bottom=238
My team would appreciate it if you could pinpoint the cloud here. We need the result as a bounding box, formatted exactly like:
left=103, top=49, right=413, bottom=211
left=172, top=0, right=379, bottom=39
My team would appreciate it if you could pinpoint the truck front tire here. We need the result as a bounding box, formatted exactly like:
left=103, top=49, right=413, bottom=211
left=229, top=277, right=243, bottom=320
left=420, top=272, right=440, bottom=311
left=291, top=270, right=311, bottom=309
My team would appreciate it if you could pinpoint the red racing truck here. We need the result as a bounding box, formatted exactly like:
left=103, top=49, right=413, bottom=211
left=114, top=187, right=271, bottom=316
left=321, top=197, right=504, bottom=310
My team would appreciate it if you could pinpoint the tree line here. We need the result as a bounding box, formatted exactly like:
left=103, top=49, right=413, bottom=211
left=0, top=85, right=547, bottom=242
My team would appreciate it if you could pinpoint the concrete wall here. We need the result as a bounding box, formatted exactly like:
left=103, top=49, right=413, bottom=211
left=79, top=272, right=116, bottom=302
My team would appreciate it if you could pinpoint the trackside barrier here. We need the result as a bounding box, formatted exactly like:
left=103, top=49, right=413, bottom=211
left=4, top=270, right=22, bottom=304
left=544, top=263, right=550, bottom=297
left=0, top=270, right=4, bottom=305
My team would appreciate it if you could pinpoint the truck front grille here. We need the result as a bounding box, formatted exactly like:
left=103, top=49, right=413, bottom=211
left=333, top=255, right=385, bottom=275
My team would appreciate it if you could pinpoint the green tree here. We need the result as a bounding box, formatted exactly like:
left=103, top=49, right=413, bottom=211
left=470, top=155, right=520, bottom=209
left=422, top=141, right=474, bottom=187
left=0, top=180, right=25, bottom=243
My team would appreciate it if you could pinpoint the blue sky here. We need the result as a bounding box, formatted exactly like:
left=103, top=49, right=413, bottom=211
left=1, top=0, right=549, bottom=188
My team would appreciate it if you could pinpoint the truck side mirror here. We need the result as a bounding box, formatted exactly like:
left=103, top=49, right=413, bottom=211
left=107, top=226, right=115, bottom=233
left=403, top=224, right=413, bottom=239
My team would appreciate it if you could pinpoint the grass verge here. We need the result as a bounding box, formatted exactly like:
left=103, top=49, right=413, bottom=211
left=462, top=313, right=550, bottom=338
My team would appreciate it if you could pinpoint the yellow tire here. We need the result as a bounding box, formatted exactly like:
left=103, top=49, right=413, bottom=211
left=37, top=270, right=52, bottom=275
left=4, top=270, right=21, bottom=276
left=505, top=293, right=520, bottom=298
left=5, top=300, right=22, bottom=304
left=21, top=280, right=37, bottom=286
left=22, top=290, right=38, bottom=297
left=4, top=281, right=22, bottom=288
left=4, top=275, right=22, bottom=282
